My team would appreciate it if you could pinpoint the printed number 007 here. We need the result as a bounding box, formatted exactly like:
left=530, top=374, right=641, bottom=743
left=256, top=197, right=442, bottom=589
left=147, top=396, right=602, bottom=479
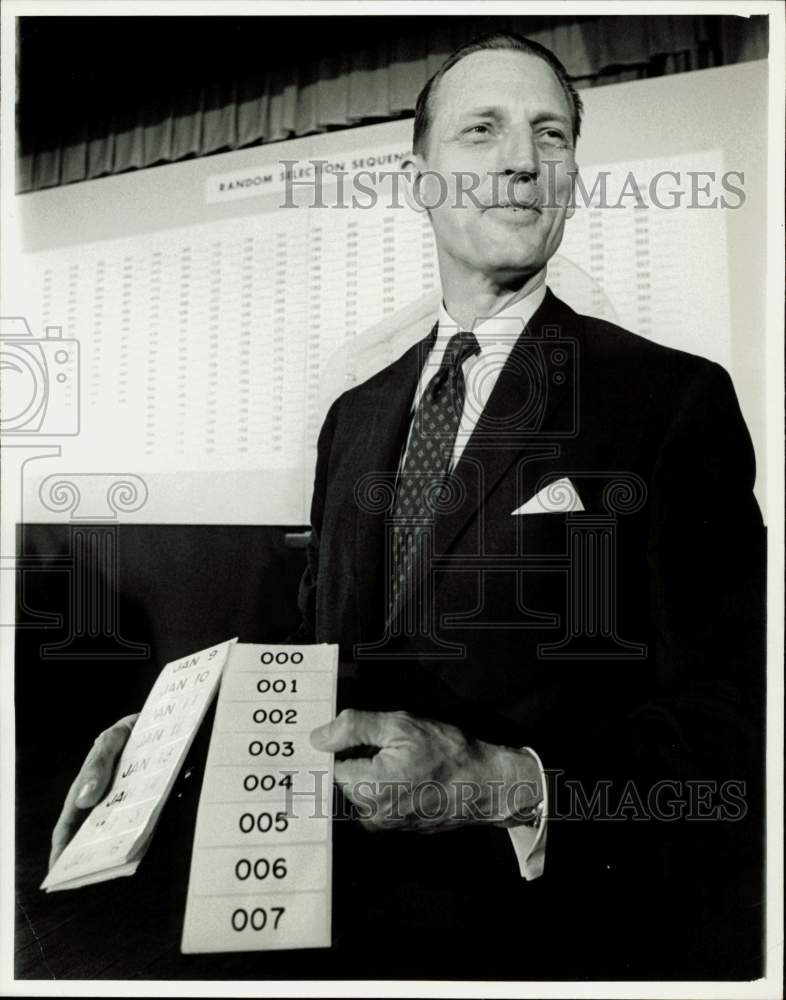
left=231, top=906, right=285, bottom=931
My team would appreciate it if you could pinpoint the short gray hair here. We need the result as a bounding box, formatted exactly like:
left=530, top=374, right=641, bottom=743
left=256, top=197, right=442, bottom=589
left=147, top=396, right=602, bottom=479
left=413, top=31, right=583, bottom=156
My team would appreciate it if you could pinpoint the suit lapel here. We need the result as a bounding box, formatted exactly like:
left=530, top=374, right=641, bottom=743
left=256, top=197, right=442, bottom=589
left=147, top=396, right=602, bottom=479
left=346, top=289, right=584, bottom=636
left=434, top=289, right=583, bottom=558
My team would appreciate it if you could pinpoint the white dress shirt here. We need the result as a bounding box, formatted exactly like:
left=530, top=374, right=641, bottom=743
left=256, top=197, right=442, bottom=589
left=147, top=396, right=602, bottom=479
left=402, top=271, right=549, bottom=880
left=411, top=275, right=547, bottom=470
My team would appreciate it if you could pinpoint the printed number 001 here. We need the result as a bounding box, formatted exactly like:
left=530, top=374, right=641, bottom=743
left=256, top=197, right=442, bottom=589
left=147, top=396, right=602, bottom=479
left=257, top=678, right=298, bottom=694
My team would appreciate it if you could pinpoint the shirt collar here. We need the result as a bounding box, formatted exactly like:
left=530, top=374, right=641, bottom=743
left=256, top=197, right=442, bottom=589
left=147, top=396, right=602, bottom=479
left=436, top=268, right=548, bottom=352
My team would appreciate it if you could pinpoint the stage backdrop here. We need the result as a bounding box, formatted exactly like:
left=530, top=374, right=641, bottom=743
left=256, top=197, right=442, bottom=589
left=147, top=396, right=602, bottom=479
left=6, top=60, right=768, bottom=525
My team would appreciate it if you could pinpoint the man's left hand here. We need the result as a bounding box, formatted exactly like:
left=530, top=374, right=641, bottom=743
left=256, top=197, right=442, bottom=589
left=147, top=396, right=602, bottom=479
left=310, top=708, right=542, bottom=833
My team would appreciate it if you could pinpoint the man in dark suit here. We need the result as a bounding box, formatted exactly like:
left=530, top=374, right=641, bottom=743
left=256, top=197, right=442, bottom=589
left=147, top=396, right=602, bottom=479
left=52, top=32, right=765, bottom=979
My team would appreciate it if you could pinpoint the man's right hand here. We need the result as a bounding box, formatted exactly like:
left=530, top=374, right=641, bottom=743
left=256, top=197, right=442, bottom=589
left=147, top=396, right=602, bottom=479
left=49, top=713, right=139, bottom=870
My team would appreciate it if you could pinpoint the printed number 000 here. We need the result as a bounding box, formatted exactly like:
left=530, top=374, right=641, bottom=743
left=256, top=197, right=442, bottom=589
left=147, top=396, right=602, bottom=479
left=260, top=651, right=302, bottom=665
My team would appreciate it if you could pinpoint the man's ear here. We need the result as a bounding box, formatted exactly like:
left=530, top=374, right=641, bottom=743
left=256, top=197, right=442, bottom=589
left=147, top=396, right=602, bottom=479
left=401, top=153, right=429, bottom=215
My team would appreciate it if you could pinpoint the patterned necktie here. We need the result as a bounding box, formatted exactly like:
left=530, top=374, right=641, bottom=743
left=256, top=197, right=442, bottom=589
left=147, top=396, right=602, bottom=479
left=388, top=330, right=481, bottom=626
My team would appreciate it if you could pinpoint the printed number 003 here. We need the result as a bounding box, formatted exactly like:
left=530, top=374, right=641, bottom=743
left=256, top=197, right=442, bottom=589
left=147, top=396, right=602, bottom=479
left=248, top=740, right=294, bottom=757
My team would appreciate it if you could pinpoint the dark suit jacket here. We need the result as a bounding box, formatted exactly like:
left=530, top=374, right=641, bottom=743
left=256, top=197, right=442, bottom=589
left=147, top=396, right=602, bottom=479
left=294, top=289, right=765, bottom=979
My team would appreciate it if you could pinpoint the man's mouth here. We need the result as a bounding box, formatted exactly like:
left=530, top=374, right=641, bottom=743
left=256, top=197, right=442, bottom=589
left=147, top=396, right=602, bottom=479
left=485, top=201, right=542, bottom=213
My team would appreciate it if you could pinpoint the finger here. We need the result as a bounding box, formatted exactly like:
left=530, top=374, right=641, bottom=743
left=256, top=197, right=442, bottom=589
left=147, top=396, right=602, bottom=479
left=334, top=759, right=385, bottom=829
left=335, top=759, right=414, bottom=832
left=334, top=756, right=380, bottom=789
left=49, top=715, right=138, bottom=870
left=310, top=708, right=397, bottom=753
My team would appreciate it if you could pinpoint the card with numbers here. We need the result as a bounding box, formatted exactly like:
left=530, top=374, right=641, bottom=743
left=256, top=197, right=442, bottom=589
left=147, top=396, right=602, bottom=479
left=181, top=642, right=338, bottom=953
left=41, top=637, right=238, bottom=892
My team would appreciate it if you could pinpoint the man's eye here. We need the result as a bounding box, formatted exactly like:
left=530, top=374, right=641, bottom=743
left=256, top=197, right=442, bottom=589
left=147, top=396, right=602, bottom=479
left=539, top=129, right=567, bottom=145
left=464, top=124, right=491, bottom=137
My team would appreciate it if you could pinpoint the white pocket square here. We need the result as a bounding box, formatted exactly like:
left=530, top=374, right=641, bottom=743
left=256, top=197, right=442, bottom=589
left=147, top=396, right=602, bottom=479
left=511, top=477, right=585, bottom=515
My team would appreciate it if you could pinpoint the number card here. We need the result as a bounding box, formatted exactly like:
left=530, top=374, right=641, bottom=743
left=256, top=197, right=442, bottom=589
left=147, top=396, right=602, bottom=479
left=42, top=637, right=238, bottom=892
left=181, top=642, right=338, bottom=953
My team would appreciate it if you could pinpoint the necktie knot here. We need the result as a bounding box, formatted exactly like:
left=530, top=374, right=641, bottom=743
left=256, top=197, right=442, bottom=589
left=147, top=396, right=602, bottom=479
left=427, top=330, right=478, bottom=406
left=445, top=330, right=480, bottom=371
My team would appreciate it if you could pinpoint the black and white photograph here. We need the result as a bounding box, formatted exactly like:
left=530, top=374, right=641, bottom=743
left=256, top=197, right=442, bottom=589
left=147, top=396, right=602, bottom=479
left=0, top=1, right=782, bottom=995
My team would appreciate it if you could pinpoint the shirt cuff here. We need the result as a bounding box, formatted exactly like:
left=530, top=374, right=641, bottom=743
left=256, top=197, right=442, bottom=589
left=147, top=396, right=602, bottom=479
left=506, top=745, right=548, bottom=880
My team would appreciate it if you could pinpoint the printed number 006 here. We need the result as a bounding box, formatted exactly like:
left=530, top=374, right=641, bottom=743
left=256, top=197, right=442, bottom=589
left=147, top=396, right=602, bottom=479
left=235, top=857, right=287, bottom=880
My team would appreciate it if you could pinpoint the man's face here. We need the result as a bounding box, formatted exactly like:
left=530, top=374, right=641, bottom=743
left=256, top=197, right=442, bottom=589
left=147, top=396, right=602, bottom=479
left=415, top=49, right=577, bottom=282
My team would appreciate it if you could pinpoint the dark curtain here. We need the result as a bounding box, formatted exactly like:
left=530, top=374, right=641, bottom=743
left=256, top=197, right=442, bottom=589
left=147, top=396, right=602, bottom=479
left=16, top=14, right=769, bottom=193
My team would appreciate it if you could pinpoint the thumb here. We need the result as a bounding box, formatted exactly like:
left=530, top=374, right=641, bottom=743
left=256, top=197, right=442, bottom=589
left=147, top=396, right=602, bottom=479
left=310, top=708, right=389, bottom=752
left=73, top=762, right=112, bottom=809
left=74, top=778, right=102, bottom=808
left=75, top=715, right=137, bottom=808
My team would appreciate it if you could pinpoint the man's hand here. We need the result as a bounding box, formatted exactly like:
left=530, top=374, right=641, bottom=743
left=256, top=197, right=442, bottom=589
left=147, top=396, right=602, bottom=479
left=49, top=713, right=139, bottom=870
left=310, top=708, right=542, bottom=833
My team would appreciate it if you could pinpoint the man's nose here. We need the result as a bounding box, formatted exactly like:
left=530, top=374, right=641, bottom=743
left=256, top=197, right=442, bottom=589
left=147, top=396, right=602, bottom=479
left=495, top=127, right=539, bottom=181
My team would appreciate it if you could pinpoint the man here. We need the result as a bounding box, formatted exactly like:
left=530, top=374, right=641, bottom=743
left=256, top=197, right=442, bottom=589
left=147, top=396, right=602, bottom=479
left=51, top=33, right=765, bottom=979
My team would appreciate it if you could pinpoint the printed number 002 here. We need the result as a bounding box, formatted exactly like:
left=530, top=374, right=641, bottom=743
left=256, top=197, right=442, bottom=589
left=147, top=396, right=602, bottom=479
left=252, top=708, right=297, bottom=725
left=231, top=906, right=285, bottom=931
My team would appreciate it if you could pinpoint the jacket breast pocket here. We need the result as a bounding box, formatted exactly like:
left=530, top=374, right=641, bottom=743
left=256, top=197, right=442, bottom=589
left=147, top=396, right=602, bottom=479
left=514, top=511, right=573, bottom=555
left=487, top=511, right=589, bottom=611
left=484, top=510, right=583, bottom=557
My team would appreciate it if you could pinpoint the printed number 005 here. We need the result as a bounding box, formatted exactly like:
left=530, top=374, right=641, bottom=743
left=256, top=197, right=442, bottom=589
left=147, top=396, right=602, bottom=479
left=238, top=811, right=289, bottom=834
